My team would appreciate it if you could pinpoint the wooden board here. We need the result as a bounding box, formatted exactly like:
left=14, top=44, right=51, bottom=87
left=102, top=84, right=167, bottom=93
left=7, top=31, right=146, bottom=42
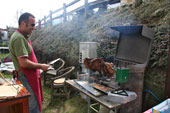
left=0, top=85, right=22, bottom=99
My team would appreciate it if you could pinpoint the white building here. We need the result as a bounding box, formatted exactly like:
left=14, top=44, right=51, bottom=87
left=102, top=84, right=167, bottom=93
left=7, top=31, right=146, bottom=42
left=0, top=31, right=8, bottom=42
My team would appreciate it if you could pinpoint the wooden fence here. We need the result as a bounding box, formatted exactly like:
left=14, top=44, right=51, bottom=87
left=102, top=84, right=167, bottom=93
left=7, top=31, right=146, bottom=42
left=37, top=0, right=120, bottom=29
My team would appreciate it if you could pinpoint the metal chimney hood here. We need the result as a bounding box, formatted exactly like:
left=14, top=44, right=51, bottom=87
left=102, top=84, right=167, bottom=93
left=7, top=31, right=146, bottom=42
left=111, top=25, right=154, bottom=64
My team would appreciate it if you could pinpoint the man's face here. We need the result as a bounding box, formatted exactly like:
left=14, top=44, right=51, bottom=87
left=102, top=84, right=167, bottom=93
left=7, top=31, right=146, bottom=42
left=23, top=16, right=35, bottom=34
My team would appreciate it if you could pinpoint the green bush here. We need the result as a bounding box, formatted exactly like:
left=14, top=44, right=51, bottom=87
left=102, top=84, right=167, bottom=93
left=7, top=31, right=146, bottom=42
left=0, top=42, right=8, bottom=47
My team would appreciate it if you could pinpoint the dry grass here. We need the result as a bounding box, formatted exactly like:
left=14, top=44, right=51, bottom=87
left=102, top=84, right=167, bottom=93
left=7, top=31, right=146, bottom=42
left=41, top=81, right=90, bottom=113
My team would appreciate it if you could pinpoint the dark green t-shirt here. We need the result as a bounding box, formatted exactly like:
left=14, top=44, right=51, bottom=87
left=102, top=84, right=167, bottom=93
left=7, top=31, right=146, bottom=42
left=9, top=31, right=31, bottom=76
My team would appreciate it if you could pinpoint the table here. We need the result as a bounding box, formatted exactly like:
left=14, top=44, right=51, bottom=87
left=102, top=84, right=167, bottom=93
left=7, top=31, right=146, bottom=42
left=66, top=80, right=123, bottom=113
left=143, top=108, right=152, bottom=113
left=0, top=80, right=30, bottom=113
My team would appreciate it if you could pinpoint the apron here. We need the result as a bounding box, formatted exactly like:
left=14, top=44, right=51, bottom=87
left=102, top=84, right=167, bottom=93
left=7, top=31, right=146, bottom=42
left=16, top=30, right=43, bottom=112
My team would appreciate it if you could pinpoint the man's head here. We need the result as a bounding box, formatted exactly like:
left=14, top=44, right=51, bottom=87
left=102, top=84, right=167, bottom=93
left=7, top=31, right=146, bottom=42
left=18, top=12, right=35, bottom=34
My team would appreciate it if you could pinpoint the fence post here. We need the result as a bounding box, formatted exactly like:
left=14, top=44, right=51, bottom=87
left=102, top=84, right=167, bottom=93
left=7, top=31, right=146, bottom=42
left=84, top=0, right=89, bottom=19
left=38, top=19, right=41, bottom=29
left=44, top=16, right=46, bottom=27
left=49, top=10, right=53, bottom=26
left=63, top=3, right=67, bottom=22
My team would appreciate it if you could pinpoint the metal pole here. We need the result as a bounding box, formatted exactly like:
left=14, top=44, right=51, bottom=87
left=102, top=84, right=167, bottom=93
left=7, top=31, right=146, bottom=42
left=88, top=96, right=90, bottom=113
left=114, top=108, right=118, bottom=113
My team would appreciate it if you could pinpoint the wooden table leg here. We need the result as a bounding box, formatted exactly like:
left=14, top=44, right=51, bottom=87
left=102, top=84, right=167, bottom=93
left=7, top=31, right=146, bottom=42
left=22, top=98, right=29, bottom=113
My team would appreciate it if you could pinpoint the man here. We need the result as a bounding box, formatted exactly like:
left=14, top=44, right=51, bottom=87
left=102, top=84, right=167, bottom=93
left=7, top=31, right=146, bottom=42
left=9, top=12, right=50, bottom=113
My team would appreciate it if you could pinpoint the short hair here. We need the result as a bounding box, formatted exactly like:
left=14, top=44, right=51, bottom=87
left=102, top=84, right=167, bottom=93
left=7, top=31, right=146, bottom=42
left=18, top=12, right=35, bottom=26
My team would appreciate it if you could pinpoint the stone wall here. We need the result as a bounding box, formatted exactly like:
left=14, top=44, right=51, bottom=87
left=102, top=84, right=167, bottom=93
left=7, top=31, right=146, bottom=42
left=121, top=0, right=142, bottom=6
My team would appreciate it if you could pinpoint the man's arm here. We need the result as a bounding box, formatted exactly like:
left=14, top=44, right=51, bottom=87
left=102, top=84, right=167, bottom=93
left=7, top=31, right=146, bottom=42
left=18, top=57, right=50, bottom=71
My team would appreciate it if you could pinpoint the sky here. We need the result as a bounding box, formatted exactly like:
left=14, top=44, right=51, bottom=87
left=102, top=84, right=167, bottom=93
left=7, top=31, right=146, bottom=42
left=0, top=0, right=92, bottom=29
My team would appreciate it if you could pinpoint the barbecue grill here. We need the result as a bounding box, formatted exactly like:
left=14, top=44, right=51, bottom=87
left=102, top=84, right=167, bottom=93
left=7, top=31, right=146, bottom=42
left=77, top=25, right=154, bottom=113
left=79, top=25, right=154, bottom=91
left=107, top=25, right=154, bottom=95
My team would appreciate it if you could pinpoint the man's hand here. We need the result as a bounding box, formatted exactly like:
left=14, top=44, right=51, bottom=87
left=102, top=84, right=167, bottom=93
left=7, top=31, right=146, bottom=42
left=40, top=64, right=50, bottom=71
left=18, top=57, right=50, bottom=70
